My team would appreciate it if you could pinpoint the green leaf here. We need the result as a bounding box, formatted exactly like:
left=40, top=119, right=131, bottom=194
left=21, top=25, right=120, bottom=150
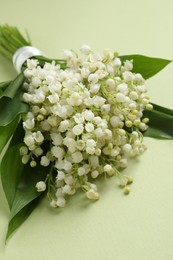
left=0, top=73, right=24, bottom=99
left=1, top=122, right=24, bottom=208
left=1, top=123, right=49, bottom=240
left=9, top=162, right=47, bottom=218
left=119, top=55, right=172, bottom=79
left=144, top=104, right=173, bottom=139
left=5, top=157, right=48, bottom=241
left=1, top=143, right=24, bottom=209
left=0, top=89, right=29, bottom=126
left=5, top=197, right=41, bottom=242
left=150, top=103, right=173, bottom=117
left=0, top=80, right=11, bottom=89
left=0, top=115, right=19, bottom=155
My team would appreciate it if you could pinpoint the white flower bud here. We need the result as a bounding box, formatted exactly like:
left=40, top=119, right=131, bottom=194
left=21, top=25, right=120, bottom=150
left=85, top=123, right=94, bottom=132
left=86, top=147, right=95, bottom=155
left=34, top=147, right=43, bottom=156
left=27, top=59, right=38, bottom=69
left=55, top=188, right=64, bottom=198
left=23, top=118, right=35, bottom=130
left=50, top=200, right=58, bottom=208
left=130, top=91, right=138, bottom=100
left=30, top=160, right=37, bottom=167
left=104, top=164, right=113, bottom=173
left=47, top=93, right=59, bottom=104
left=32, top=77, right=41, bottom=87
left=84, top=110, right=95, bottom=121
left=19, top=146, right=28, bottom=156
left=36, top=181, right=46, bottom=192
left=91, top=170, right=99, bottom=178
left=116, top=93, right=126, bottom=102
left=76, top=140, right=85, bottom=150
left=146, top=104, right=153, bottom=110
left=113, top=58, right=121, bottom=67
left=110, top=116, right=121, bottom=127
left=124, top=60, right=133, bottom=71
left=63, top=50, right=73, bottom=59
left=122, top=144, right=132, bottom=154
left=72, top=152, right=83, bottom=163
left=22, top=155, right=30, bottom=164
left=80, top=44, right=91, bottom=55
left=62, top=184, right=71, bottom=194
left=33, top=131, right=44, bottom=143
left=78, top=167, right=86, bottom=176
left=101, top=104, right=111, bottom=114
left=90, top=83, right=100, bottom=93
left=119, top=158, right=128, bottom=168
left=51, top=146, right=64, bottom=160
left=24, top=134, right=35, bottom=147
left=106, top=78, right=115, bottom=88
left=67, top=93, right=82, bottom=106
left=40, top=156, right=50, bottom=167
left=58, top=120, right=70, bottom=132
left=73, top=113, right=85, bottom=124
left=72, top=124, right=84, bottom=135
left=57, top=197, right=66, bottom=207
left=51, top=133, right=63, bottom=146
left=94, top=128, right=104, bottom=138
left=137, top=85, right=146, bottom=92
left=139, top=122, right=148, bottom=131
left=65, top=175, right=74, bottom=185
left=63, top=160, right=72, bottom=171
left=89, top=155, right=99, bottom=168
left=117, top=83, right=128, bottom=92
left=88, top=73, right=99, bottom=84
left=57, top=171, right=65, bottom=180
left=86, top=189, right=100, bottom=200
left=123, top=71, right=135, bottom=82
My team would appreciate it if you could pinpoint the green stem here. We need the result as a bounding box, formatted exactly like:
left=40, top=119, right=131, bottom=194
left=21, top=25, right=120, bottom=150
left=0, top=25, right=31, bottom=61
left=0, top=24, right=67, bottom=70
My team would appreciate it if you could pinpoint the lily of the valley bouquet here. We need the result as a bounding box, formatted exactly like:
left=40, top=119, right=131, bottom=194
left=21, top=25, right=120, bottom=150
left=0, top=25, right=173, bottom=241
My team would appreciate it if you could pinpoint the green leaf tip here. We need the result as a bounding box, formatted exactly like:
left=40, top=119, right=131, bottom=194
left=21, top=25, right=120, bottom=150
left=120, top=54, right=172, bottom=79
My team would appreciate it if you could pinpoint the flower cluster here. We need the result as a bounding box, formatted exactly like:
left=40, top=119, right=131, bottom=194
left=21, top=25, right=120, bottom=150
left=20, top=45, right=152, bottom=208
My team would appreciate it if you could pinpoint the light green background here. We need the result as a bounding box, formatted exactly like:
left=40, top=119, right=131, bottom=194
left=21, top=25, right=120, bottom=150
left=1, top=0, right=173, bottom=259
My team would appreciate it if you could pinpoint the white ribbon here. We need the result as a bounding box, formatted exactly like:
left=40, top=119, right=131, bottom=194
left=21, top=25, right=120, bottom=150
left=13, top=46, right=45, bottom=73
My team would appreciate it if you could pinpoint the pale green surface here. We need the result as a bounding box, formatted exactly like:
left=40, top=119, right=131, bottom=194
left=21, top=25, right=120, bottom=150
left=1, top=0, right=173, bottom=259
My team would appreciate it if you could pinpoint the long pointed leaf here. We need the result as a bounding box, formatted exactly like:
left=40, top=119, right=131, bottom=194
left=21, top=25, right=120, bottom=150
left=6, top=197, right=41, bottom=242
left=9, top=162, right=48, bottom=220
left=119, top=55, right=172, bottom=79
left=1, top=123, right=49, bottom=239
left=1, top=143, right=24, bottom=209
